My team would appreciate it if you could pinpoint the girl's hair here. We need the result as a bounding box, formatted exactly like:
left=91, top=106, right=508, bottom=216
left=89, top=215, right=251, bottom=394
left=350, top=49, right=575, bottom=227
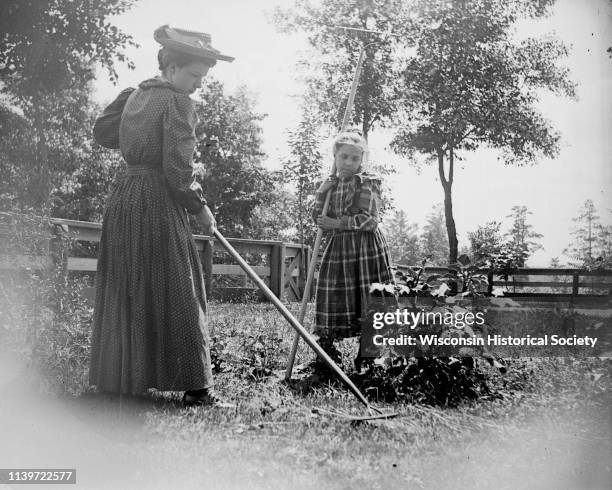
left=332, top=129, right=368, bottom=156
left=157, top=47, right=217, bottom=71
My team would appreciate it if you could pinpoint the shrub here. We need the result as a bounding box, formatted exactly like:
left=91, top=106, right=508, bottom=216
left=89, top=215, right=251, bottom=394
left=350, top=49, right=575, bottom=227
left=356, top=256, right=506, bottom=406
left=0, top=211, right=93, bottom=395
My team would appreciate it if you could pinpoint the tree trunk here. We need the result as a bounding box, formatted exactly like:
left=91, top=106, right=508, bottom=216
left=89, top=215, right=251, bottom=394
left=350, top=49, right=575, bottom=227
left=437, top=148, right=458, bottom=265
left=443, top=186, right=458, bottom=265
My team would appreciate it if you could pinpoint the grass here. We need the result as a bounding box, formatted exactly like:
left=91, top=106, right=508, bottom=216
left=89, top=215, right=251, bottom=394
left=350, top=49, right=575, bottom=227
left=2, top=300, right=611, bottom=489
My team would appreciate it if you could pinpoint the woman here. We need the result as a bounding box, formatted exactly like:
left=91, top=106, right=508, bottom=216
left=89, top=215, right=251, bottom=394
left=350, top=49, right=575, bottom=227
left=312, top=130, right=394, bottom=370
left=89, top=26, right=233, bottom=407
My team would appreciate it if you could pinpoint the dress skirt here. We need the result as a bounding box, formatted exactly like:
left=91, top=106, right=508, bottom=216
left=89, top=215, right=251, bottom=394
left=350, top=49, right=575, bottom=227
left=314, top=228, right=394, bottom=339
left=88, top=167, right=213, bottom=394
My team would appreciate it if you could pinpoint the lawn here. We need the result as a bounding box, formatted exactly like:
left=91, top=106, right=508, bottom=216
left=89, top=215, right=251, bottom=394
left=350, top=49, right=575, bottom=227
left=0, top=301, right=610, bottom=489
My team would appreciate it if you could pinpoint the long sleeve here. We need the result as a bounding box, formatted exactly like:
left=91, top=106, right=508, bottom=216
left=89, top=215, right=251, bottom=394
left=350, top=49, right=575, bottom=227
left=162, top=94, right=206, bottom=215
left=312, top=185, right=328, bottom=224
left=93, top=88, right=135, bottom=149
left=338, top=179, right=382, bottom=232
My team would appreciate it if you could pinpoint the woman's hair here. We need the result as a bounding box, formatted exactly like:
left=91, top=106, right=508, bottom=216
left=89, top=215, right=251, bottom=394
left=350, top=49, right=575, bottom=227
left=333, top=128, right=368, bottom=156
left=157, top=47, right=216, bottom=71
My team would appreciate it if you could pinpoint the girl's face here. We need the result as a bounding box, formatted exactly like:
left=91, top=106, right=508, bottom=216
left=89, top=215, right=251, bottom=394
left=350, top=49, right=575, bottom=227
left=167, top=60, right=211, bottom=94
left=335, top=144, right=364, bottom=179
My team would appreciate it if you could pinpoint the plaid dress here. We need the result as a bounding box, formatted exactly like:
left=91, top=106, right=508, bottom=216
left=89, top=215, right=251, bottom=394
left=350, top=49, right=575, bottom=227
left=89, top=78, right=213, bottom=395
left=313, top=172, right=394, bottom=339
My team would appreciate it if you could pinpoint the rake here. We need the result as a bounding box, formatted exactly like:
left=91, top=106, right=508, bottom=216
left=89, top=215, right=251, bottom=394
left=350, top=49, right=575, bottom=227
left=212, top=24, right=397, bottom=420
left=214, top=229, right=396, bottom=420
left=284, top=25, right=381, bottom=380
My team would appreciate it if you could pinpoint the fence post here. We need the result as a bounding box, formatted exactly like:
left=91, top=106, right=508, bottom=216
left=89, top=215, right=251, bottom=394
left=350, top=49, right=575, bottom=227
left=201, top=239, right=213, bottom=297
left=270, top=243, right=285, bottom=300
left=50, top=223, right=69, bottom=274
left=572, top=271, right=579, bottom=296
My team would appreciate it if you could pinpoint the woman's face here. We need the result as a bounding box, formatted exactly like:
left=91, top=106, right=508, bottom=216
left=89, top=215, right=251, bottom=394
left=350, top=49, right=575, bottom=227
left=167, top=60, right=211, bottom=94
left=335, top=144, right=363, bottom=178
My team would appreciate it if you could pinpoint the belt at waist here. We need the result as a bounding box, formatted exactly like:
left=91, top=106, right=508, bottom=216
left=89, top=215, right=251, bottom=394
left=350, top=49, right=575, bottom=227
left=126, top=165, right=162, bottom=176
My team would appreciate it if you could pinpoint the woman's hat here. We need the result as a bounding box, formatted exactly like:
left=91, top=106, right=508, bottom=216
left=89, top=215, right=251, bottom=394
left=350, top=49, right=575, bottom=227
left=154, top=25, right=234, bottom=62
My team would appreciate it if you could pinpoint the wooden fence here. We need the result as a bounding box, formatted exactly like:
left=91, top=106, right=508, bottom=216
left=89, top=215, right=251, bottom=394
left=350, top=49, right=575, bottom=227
left=1, top=218, right=311, bottom=302
left=2, top=217, right=611, bottom=306
left=395, top=265, right=612, bottom=306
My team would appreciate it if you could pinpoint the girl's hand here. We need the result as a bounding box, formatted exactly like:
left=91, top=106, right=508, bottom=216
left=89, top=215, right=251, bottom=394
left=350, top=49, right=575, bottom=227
left=317, top=216, right=341, bottom=230
left=317, top=176, right=338, bottom=194
left=196, top=205, right=217, bottom=236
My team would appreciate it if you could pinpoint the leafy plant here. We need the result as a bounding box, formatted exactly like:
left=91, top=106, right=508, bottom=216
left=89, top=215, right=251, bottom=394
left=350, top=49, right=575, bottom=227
left=359, top=255, right=506, bottom=406
left=0, top=210, right=93, bottom=395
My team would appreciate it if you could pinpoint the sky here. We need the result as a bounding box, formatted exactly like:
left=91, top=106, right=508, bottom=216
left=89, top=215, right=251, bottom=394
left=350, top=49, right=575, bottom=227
left=93, top=0, right=612, bottom=266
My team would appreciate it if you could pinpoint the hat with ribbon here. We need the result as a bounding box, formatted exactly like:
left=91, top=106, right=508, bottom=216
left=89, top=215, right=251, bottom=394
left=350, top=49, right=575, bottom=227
left=154, top=25, right=234, bottom=63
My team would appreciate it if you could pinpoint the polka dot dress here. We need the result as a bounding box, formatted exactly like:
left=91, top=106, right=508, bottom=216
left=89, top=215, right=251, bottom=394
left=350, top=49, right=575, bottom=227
left=89, top=78, right=213, bottom=395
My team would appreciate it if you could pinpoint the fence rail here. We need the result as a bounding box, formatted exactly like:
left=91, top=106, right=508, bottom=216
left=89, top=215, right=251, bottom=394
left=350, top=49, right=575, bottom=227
left=2, top=218, right=611, bottom=305
left=394, top=264, right=612, bottom=304
left=1, top=218, right=311, bottom=302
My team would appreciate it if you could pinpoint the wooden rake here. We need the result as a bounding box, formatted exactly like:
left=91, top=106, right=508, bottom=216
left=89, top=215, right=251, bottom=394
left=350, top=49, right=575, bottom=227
left=285, top=25, right=380, bottom=380
left=213, top=25, right=398, bottom=421
left=214, top=230, right=396, bottom=420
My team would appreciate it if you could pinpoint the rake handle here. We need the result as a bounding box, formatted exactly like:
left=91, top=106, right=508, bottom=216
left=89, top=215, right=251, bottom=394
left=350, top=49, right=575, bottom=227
left=285, top=45, right=366, bottom=379
left=213, top=229, right=371, bottom=408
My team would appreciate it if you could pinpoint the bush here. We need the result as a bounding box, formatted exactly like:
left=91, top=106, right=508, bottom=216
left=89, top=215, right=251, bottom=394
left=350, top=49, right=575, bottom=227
left=357, top=256, right=507, bottom=406
left=0, top=211, right=93, bottom=395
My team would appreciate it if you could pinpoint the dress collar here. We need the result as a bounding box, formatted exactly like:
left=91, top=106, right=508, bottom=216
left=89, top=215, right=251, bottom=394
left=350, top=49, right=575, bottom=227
left=338, top=171, right=379, bottom=184
left=138, top=77, right=185, bottom=93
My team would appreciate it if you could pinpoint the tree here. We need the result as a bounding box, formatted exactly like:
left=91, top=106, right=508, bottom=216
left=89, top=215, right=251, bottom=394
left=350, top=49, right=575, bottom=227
left=51, top=123, right=125, bottom=222
left=390, top=0, right=576, bottom=265
left=273, top=0, right=410, bottom=139
left=0, top=84, right=123, bottom=220
left=563, top=199, right=602, bottom=267
left=0, top=0, right=137, bottom=212
left=384, top=209, right=420, bottom=265
left=505, top=205, right=543, bottom=266
left=193, top=80, right=277, bottom=237
left=596, top=223, right=612, bottom=267
left=282, top=104, right=324, bottom=247
left=249, top=179, right=296, bottom=242
left=420, top=204, right=449, bottom=266
left=468, top=221, right=503, bottom=262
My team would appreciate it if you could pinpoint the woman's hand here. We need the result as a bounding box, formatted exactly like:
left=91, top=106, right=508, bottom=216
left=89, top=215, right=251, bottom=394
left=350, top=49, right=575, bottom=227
left=196, top=205, right=217, bottom=236
left=317, top=216, right=341, bottom=230
left=317, top=176, right=338, bottom=194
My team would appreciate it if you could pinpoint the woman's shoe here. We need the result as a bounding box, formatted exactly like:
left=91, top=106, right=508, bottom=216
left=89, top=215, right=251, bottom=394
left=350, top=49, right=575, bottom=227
left=182, top=389, right=236, bottom=409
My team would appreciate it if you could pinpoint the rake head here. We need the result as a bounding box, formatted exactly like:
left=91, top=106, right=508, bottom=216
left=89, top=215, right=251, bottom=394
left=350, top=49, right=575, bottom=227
left=313, top=405, right=399, bottom=423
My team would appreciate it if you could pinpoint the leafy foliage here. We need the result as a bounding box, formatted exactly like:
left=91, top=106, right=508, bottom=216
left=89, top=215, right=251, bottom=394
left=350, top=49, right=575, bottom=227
left=0, top=86, right=124, bottom=217
left=0, top=0, right=137, bottom=92
left=419, top=204, right=450, bottom=266
left=563, top=199, right=612, bottom=268
left=193, top=80, right=277, bottom=237
left=360, top=255, right=506, bottom=406
left=504, top=205, right=543, bottom=266
left=248, top=178, right=297, bottom=242
left=273, top=0, right=411, bottom=138
left=0, top=211, right=92, bottom=395
left=468, top=206, right=543, bottom=273
left=384, top=209, right=420, bottom=265
left=468, top=220, right=504, bottom=262
left=0, top=0, right=137, bottom=211
left=282, top=104, right=324, bottom=247
left=390, top=0, right=576, bottom=263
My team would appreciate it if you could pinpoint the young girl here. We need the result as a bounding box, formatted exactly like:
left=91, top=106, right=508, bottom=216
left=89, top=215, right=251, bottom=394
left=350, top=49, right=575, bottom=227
left=312, top=130, right=394, bottom=368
